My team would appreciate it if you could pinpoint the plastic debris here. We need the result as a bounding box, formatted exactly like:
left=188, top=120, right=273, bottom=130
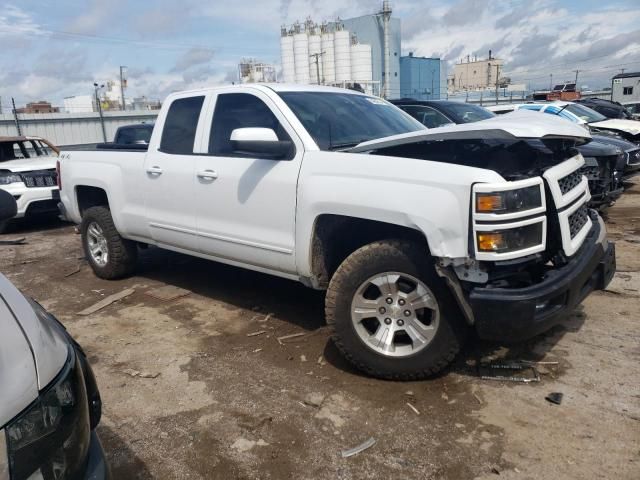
left=246, top=330, right=267, bottom=337
left=545, top=392, right=564, bottom=405
left=341, top=437, right=376, bottom=458
left=277, top=332, right=306, bottom=344
left=406, top=403, right=420, bottom=415
left=0, top=237, right=26, bottom=245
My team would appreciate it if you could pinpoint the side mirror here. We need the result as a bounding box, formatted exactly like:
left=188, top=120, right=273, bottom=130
left=0, top=189, right=17, bottom=222
left=230, top=128, right=293, bottom=160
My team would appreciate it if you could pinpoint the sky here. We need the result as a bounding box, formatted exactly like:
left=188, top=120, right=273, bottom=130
left=1, top=0, right=639, bottom=108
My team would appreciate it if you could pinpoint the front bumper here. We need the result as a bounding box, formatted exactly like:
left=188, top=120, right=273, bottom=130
left=84, top=432, right=111, bottom=480
left=470, top=213, right=615, bottom=341
left=0, top=184, right=59, bottom=218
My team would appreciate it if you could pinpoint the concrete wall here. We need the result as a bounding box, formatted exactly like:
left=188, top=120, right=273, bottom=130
left=612, top=75, right=640, bottom=103
left=0, top=110, right=158, bottom=146
left=342, top=15, right=401, bottom=99
left=400, top=56, right=441, bottom=100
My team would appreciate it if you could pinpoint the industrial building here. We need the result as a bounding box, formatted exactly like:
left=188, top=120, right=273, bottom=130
left=612, top=72, right=640, bottom=102
left=449, top=52, right=503, bottom=92
left=400, top=53, right=443, bottom=100
left=279, top=1, right=401, bottom=98
left=238, top=59, right=277, bottom=84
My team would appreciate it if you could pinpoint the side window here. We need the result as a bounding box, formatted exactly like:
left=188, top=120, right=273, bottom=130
left=520, top=105, right=542, bottom=112
left=160, top=96, right=205, bottom=154
left=401, top=106, right=452, bottom=128
left=623, top=86, right=633, bottom=95
left=208, top=93, right=292, bottom=157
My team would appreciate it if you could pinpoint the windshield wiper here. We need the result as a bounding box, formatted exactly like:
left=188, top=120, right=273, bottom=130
left=328, top=140, right=370, bottom=151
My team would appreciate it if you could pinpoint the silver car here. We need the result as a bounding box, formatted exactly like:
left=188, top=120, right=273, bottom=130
left=0, top=190, right=109, bottom=480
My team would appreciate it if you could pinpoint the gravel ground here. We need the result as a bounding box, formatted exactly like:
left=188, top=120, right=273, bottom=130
left=2, top=179, right=639, bottom=480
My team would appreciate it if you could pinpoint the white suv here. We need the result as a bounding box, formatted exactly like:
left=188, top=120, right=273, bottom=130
left=0, top=136, right=60, bottom=233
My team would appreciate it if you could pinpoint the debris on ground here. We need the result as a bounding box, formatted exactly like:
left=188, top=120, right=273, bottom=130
left=341, top=437, right=376, bottom=458
left=317, top=355, right=326, bottom=366
left=139, top=371, right=161, bottom=379
left=123, top=369, right=141, bottom=377
left=300, top=355, right=307, bottom=362
left=545, top=392, right=564, bottom=405
left=276, top=332, right=306, bottom=344
left=0, top=237, right=27, bottom=245
left=478, top=361, right=541, bottom=383
left=257, top=313, right=273, bottom=323
left=406, top=403, right=420, bottom=415
left=145, top=285, right=191, bottom=301
left=246, top=330, right=267, bottom=337
left=123, top=369, right=160, bottom=379
left=77, top=288, right=135, bottom=315
left=303, top=392, right=325, bottom=408
left=231, top=438, right=269, bottom=453
left=64, top=264, right=81, bottom=277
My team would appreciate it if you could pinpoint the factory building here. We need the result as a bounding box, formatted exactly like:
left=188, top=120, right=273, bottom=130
left=279, top=1, right=401, bottom=98
left=238, top=59, right=277, bottom=84
left=400, top=54, right=444, bottom=100
left=450, top=52, right=503, bottom=92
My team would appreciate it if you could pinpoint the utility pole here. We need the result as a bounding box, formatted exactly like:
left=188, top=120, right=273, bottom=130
left=574, top=69, right=580, bottom=87
left=309, top=52, right=325, bottom=85
left=549, top=73, right=553, bottom=91
left=94, top=83, right=107, bottom=143
left=119, top=66, right=127, bottom=111
left=495, top=64, right=500, bottom=105
left=11, top=98, right=22, bottom=136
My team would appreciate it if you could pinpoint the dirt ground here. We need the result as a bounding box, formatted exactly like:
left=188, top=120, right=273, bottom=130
left=2, top=181, right=639, bottom=480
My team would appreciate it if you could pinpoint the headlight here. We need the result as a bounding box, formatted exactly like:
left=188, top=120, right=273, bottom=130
left=475, top=185, right=543, bottom=214
left=476, top=222, right=544, bottom=253
left=0, top=173, right=22, bottom=185
left=4, top=347, right=91, bottom=480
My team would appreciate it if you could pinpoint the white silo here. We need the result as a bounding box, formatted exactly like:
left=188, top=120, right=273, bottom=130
left=308, top=32, right=322, bottom=84
left=280, top=34, right=296, bottom=83
left=293, top=32, right=310, bottom=84
left=333, top=29, right=352, bottom=83
left=321, top=31, right=335, bottom=83
left=350, top=43, right=373, bottom=82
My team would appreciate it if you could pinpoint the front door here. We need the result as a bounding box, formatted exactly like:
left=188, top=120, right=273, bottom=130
left=193, top=90, right=302, bottom=274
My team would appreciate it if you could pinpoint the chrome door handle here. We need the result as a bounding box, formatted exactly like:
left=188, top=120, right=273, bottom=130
left=197, top=169, right=218, bottom=180
left=146, top=166, right=163, bottom=176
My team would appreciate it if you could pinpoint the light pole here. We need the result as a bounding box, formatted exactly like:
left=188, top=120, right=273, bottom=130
left=119, top=66, right=128, bottom=111
left=94, top=83, right=107, bottom=143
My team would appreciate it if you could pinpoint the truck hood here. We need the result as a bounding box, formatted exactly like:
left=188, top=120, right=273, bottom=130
left=0, top=274, right=68, bottom=428
left=590, top=119, right=640, bottom=136
left=0, top=156, right=57, bottom=173
left=349, top=110, right=591, bottom=153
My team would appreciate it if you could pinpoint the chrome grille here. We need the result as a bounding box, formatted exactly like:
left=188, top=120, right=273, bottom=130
left=21, top=170, right=57, bottom=188
left=558, top=170, right=583, bottom=195
left=568, top=204, right=589, bottom=239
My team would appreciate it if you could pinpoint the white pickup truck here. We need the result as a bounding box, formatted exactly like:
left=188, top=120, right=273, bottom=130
left=58, top=85, right=615, bottom=380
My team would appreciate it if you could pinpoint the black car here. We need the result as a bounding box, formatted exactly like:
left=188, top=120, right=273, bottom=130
left=392, top=99, right=624, bottom=209
left=592, top=132, right=640, bottom=184
left=576, top=98, right=634, bottom=120
left=96, top=123, right=154, bottom=151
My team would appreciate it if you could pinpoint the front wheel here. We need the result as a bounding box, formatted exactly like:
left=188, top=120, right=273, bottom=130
left=81, top=206, right=138, bottom=279
left=325, top=240, right=465, bottom=380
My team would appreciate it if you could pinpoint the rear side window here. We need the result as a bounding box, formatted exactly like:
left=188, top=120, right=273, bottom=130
left=209, top=93, right=291, bottom=156
left=400, top=106, right=452, bottom=128
left=160, top=96, right=204, bottom=154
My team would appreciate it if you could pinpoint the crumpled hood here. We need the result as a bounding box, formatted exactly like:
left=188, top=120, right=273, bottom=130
left=0, top=156, right=57, bottom=173
left=591, top=134, right=638, bottom=152
left=590, top=119, right=640, bottom=136
left=349, top=109, right=591, bottom=153
left=0, top=274, right=68, bottom=428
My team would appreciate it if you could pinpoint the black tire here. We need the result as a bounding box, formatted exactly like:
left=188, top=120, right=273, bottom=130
left=0, top=220, right=11, bottom=234
left=326, top=240, right=466, bottom=380
left=81, top=206, right=138, bottom=279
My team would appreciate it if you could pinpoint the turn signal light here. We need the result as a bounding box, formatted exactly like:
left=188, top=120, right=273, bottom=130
left=476, top=193, right=504, bottom=213
left=477, top=232, right=506, bottom=251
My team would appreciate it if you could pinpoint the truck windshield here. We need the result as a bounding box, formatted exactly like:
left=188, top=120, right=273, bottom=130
left=278, top=92, right=424, bottom=150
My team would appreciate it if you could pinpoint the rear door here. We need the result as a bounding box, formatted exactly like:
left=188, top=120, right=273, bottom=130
left=193, top=90, right=303, bottom=274
left=143, top=94, right=207, bottom=250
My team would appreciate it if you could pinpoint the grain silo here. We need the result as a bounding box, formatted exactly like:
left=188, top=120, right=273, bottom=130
left=333, top=28, right=352, bottom=83
left=280, top=28, right=295, bottom=83
left=321, top=25, right=336, bottom=83
left=350, top=43, right=373, bottom=82
left=308, top=26, right=322, bottom=84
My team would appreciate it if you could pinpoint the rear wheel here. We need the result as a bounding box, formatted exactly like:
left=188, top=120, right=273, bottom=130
left=326, top=240, right=465, bottom=380
left=81, top=206, right=138, bottom=279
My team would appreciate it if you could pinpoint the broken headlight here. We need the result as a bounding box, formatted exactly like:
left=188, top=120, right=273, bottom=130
left=4, top=347, right=91, bottom=480
left=475, top=185, right=543, bottom=214
left=0, top=173, right=22, bottom=185
left=476, top=222, right=544, bottom=253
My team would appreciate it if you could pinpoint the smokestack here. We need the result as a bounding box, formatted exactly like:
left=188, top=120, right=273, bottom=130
left=489, top=49, right=492, bottom=60
left=382, top=1, right=392, bottom=98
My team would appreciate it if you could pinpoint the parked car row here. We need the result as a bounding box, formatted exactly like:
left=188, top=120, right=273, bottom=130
left=391, top=99, right=640, bottom=210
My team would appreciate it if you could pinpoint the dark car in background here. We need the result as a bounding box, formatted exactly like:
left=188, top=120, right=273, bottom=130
left=392, top=99, right=625, bottom=209
left=96, top=123, right=153, bottom=151
left=576, top=98, right=634, bottom=120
